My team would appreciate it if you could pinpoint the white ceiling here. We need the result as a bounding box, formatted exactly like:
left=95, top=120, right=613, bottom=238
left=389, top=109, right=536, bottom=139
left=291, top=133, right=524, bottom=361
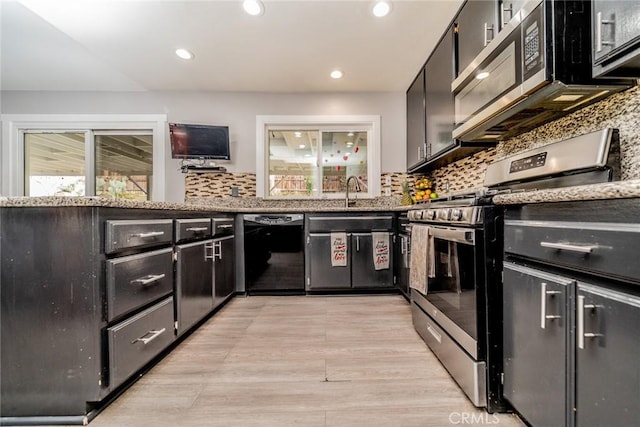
left=1, top=0, right=463, bottom=93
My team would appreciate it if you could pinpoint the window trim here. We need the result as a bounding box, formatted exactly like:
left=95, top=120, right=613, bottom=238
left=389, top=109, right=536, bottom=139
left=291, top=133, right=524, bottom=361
left=1, top=114, right=167, bottom=200
left=256, top=115, right=381, bottom=199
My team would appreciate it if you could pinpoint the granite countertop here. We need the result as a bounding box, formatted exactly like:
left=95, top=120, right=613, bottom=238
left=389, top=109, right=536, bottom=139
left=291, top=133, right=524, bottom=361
left=493, top=179, right=640, bottom=205
left=0, top=196, right=412, bottom=213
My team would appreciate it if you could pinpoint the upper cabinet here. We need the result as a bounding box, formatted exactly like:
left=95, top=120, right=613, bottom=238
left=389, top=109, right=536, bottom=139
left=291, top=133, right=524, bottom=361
left=498, top=0, right=527, bottom=30
left=592, top=0, right=640, bottom=78
left=425, top=26, right=456, bottom=159
left=456, top=0, right=498, bottom=75
left=406, top=68, right=426, bottom=171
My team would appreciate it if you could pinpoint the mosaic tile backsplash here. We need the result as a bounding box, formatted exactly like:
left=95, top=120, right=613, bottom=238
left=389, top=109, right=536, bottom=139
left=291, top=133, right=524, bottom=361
left=185, top=84, right=639, bottom=201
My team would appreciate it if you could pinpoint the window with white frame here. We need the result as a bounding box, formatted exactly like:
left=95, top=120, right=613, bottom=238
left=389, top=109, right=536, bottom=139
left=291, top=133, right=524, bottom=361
left=1, top=115, right=166, bottom=200
left=256, top=116, right=380, bottom=199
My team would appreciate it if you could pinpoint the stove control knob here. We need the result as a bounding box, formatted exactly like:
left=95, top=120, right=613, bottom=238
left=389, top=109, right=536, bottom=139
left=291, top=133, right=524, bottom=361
left=438, top=209, right=450, bottom=220
left=451, top=209, right=463, bottom=221
left=425, top=210, right=436, bottom=220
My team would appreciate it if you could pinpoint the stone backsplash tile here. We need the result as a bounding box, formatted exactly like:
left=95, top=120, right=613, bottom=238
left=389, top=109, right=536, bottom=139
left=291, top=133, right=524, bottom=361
left=185, top=85, right=639, bottom=201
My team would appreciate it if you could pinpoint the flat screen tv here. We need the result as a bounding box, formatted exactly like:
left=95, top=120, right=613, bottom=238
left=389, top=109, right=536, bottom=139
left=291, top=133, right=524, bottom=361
left=169, top=123, right=230, bottom=160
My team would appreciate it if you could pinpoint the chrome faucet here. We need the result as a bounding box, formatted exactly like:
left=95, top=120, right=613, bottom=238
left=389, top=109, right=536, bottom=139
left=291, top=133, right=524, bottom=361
left=345, top=175, right=361, bottom=208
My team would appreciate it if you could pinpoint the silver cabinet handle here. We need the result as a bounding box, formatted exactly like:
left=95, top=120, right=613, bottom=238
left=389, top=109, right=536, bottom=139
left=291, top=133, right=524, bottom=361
left=186, top=227, right=208, bottom=232
left=132, top=328, right=166, bottom=345
left=578, top=295, right=603, bottom=349
left=130, top=273, right=165, bottom=287
left=483, top=22, right=495, bottom=47
left=214, top=241, right=222, bottom=260
left=204, top=241, right=215, bottom=261
left=217, top=224, right=233, bottom=229
left=426, top=322, right=442, bottom=344
left=540, top=241, right=598, bottom=254
left=501, top=2, right=513, bottom=27
left=596, top=11, right=616, bottom=53
left=130, top=231, right=165, bottom=239
left=417, top=145, right=423, bottom=160
left=540, top=282, right=562, bottom=329
left=356, top=235, right=360, bottom=252
left=400, top=236, right=406, bottom=255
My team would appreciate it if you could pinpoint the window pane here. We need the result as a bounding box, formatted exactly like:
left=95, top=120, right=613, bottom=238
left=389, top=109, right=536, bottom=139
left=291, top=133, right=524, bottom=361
left=24, top=133, right=86, bottom=196
left=95, top=134, right=153, bottom=201
left=268, top=130, right=318, bottom=197
left=321, top=131, right=368, bottom=193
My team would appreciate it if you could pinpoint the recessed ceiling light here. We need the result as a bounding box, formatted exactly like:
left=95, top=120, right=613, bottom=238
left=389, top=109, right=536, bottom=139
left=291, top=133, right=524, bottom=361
left=347, top=132, right=354, bottom=137
left=243, top=0, right=264, bottom=16
left=476, top=71, right=490, bottom=80
left=372, top=1, right=392, bottom=17
left=330, top=70, right=344, bottom=79
left=299, top=144, right=306, bottom=149
left=294, top=131, right=302, bottom=137
left=175, top=48, right=194, bottom=60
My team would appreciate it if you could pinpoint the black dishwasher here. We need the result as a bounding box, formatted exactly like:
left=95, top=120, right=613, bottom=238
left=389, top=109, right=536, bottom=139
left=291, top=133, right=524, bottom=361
left=243, top=214, right=305, bottom=294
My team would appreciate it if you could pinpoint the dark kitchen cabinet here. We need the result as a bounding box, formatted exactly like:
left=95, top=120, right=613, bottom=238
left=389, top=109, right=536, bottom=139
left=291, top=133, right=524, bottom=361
left=575, top=284, right=640, bottom=427
left=307, top=233, right=352, bottom=289
left=502, top=262, right=571, bottom=427
left=592, top=0, right=640, bottom=78
left=306, top=214, right=394, bottom=291
left=498, top=0, right=527, bottom=30
left=307, top=232, right=393, bottom=290
left=351, top=232, right=394, bottom=289
left=213, top=235, right=236, bottom=308
left=175, top=239, right=214, bottom=336
left=503, top=200, right=640, bottom=426
left=455, top=0, right=498, bottom=75
left=425, top=25, right=456, bottom=159
left=406, top=68, right=426, bottom=171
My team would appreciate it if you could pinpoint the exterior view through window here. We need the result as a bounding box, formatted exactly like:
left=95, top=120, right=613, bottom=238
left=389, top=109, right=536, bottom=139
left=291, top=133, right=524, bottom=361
left=23, top=131, right=153, bottom=200
left=267, top=128, right=368, bottom=197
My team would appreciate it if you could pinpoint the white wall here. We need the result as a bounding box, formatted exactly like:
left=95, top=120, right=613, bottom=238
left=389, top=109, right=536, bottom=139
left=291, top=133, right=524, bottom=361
left=1, top=90, right=406, bottom=202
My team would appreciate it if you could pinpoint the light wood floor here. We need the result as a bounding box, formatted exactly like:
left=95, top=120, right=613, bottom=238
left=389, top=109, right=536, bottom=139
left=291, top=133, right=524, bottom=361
left=90, top=295, right=523, bottom=426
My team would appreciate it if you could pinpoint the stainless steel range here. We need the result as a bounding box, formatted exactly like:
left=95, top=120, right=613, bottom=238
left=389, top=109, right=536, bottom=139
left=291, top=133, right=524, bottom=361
left=409, top=128, right=620, bottom=413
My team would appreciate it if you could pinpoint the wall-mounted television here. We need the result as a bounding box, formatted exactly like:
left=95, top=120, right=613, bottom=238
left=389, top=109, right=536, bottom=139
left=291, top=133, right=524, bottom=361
left=169, top=123, right=230, bottom=160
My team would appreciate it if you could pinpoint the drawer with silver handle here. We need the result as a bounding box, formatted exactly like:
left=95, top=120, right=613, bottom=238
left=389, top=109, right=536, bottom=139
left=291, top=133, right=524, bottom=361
left=105, top=219, right=173, bottom=254
left=212, top=218, right=234, bottom=236
left=105, top=247, right=174, bottom=322
left=505, top=219, right=640, bottom=284
left=107, top=296, right=175, bottom=389
left=175, top=218, right=212, bottom=242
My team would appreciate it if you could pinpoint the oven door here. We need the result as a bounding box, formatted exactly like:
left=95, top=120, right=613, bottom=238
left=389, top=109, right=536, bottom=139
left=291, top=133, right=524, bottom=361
left=412, top=225, right=481, bottom=359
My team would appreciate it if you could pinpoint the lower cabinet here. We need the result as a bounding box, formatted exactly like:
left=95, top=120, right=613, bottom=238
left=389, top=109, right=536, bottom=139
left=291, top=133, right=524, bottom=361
left=175, top=239, right=214, bottom=336
left=107, top=297, right=175, bottom=388
left=575, top=284, right=640, bottom=427
left=503, top=261, right=640, bottom=426
left=213, top=235, right=235, bottom=308
left=502, top=263, right=571, bottom=427
left=307, top=232, right=393, bottom=290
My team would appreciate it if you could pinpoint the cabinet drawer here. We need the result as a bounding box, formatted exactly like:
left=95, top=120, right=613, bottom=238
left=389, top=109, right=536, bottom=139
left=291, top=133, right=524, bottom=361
left=504, top=220, right=640, bottom=284
left=212, top=217, right=234, bottom=236
left=175, top=218, right=212, bottom=242
left=307, top=215, right=393, bottom=232
left=107, top=296, right=174, bottom=389
left=106, top=248, right=174, bottom=322
left=105, top=220, right=173, bottom=254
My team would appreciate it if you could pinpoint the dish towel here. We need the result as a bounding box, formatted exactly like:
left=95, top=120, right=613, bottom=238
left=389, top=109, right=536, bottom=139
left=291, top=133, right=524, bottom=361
left=330, top=232, right=348, bottom=267
left=409, top=225, right=435, bottom=294
left=372, top=232, right=390, bottom=270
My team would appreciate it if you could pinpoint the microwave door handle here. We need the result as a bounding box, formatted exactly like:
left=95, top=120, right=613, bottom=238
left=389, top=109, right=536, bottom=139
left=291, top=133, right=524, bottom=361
left=429, top=227, right=475, bottom=245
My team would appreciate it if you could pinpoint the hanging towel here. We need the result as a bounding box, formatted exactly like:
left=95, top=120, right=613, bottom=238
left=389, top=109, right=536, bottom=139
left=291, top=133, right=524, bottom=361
left=372, top=232, right=390, bottom=270
left=330, top=232, right=348, bottom=267
left=409, top=225, right=436, bottom=294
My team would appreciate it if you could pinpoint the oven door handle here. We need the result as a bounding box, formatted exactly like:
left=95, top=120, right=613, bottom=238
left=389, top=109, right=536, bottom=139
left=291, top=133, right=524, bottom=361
left=429, top=227, right=475, bottom=245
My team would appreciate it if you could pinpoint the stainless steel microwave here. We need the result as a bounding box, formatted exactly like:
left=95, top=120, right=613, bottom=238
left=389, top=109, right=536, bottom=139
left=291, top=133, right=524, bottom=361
left=451, top=0, right=634, bottom=142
